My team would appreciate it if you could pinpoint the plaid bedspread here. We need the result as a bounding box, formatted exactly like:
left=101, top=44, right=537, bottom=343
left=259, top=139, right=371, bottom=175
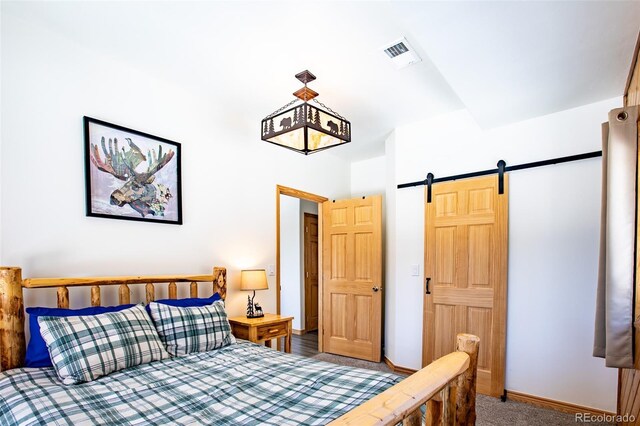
left=0, top=340, right=402, bottom=425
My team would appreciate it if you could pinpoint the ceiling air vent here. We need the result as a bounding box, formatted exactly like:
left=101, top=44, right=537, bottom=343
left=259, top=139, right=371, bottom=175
left=381, top=37, right=421, bottom=69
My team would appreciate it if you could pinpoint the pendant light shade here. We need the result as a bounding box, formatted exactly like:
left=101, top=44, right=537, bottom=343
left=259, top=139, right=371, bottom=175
left=261, top=70, right=351, bottom=155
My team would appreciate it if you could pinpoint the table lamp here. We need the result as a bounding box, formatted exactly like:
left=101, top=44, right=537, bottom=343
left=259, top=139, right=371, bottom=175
left=241, top=269, right=268, bottom=318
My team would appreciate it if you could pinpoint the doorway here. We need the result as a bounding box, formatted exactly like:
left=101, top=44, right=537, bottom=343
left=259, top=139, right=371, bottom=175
left=276, top=185, right=327, bottom=354
left=303, top=213, right=319, bottom=332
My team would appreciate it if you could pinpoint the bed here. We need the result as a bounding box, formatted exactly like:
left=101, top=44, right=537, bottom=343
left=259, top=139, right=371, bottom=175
left=0, top=266, right=479, bottom=426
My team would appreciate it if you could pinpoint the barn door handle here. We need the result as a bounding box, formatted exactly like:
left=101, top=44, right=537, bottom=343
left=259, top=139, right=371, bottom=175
left=425, top=277, right=431, bottom=295
left=372, top=286, right=380, bottom=292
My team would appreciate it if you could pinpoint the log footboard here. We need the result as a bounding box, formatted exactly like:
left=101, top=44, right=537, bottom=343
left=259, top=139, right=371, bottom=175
left=330, top=333, right=480, bottom=426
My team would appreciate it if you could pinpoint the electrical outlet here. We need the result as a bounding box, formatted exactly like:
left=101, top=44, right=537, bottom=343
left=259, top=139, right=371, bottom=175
left=267, top=264, right=275, bottom=276
left=411, top=264, right=420, bottom=276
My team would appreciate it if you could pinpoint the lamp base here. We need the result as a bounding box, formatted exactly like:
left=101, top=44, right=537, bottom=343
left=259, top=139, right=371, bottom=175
left=246, top=291, right=264, bottom=318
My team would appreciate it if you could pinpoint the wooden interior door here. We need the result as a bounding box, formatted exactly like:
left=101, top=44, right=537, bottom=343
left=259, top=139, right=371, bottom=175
left=304, top=213, right=319, bottom=332
left=423, top=175, right=508, bottom=397
left=322, top=195, right=382, bottom=362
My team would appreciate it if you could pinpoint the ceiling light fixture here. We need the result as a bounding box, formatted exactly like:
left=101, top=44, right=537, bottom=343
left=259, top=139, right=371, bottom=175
left=261, top=70, right=351, bottom=155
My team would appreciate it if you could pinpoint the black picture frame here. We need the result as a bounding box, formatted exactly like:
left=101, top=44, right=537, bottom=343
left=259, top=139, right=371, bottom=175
left=84, top=116, right=183, bottom=225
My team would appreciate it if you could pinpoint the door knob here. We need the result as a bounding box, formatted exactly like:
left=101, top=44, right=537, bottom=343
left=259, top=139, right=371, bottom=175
left=372, top=286, right=380, bottom=292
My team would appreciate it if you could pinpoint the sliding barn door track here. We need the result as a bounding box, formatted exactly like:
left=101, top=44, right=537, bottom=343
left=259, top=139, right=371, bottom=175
left=397, top=151, right=602, bottom=203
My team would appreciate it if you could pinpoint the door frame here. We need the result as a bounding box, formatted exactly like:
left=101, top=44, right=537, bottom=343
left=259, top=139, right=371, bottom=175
left=276, top=185, right=328, bottom=351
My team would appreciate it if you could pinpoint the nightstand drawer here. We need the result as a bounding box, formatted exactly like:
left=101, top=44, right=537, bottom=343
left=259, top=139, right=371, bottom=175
left=231, top=324, right=249, bottom=340
left=256, top=323, right=287, bottom=341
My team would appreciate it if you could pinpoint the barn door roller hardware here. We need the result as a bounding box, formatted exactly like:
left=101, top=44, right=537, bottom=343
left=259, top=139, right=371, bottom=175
left=399, top=151, right=602, bottom=203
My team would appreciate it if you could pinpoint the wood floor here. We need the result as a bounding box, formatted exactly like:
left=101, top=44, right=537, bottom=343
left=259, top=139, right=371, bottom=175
left=291, top=331, right=319, bottom=357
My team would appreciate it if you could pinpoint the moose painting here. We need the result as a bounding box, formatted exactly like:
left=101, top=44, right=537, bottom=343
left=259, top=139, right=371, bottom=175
left=84, top=117, right=182, bottom=225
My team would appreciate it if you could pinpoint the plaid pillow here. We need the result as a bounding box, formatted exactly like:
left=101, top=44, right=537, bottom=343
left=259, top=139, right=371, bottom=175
left=148, top=300, right=236, bottom=356
left=38, top=304, right=169, bottom=385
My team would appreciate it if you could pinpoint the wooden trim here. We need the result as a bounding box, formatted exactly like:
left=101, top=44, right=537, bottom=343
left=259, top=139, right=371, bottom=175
left=276, top=188, right=281, bottom=315
left=317, top=202, right=324, bottom=353
left=618, top=368, right=623, bottom=416
left=275, top=185, right=327, bottom=349
left=23, top=274, right=215, bottom=288
left=619, top=31, right=640, bottom=422
left=507, top=390, right=615, bottom=417
left=384, top=356, right=418, bottom=376
left=292, top=329, right=306, bottom=335
left=276, top=185, right=329, bottom=204
left=493, top=174, right=509, bottom=397
left=624, top=31, right=640, bottom=106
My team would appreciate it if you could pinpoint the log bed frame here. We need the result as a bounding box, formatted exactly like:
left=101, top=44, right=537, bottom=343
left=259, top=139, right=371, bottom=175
left=0, top=266, right=479, bottom=426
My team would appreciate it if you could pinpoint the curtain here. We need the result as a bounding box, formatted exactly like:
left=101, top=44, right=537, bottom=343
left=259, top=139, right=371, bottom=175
left=594, top=105, right=638, bottom=368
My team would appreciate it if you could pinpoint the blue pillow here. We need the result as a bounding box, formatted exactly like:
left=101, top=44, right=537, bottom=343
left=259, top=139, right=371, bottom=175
left=144, top=293, right=221, bottom=314
left=25, top=304, right=135, bottom=368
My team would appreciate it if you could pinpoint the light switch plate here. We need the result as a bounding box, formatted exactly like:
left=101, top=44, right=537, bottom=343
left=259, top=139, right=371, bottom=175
left=411, top=264, right=420, bottom=276
left=267, top=264, right=275, bottom=276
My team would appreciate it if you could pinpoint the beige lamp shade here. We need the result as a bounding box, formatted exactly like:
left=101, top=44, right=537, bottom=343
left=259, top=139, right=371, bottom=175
left=240, top=269, right=268, bottom=291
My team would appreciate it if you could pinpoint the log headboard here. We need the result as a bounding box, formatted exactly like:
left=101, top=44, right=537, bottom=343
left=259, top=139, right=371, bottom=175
left=0, top=266, right=227, bottom=371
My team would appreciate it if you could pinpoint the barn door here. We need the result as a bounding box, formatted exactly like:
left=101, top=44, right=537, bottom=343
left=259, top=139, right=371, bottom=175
left=423, top=175, right=508, bottom=397
left=322, top=195, right=382, bottom=362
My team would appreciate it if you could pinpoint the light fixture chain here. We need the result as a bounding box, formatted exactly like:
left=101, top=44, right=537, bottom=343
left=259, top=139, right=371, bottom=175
left=265, top=98, right=300, bottom=119
left=311, top=98, right=346, bottom=120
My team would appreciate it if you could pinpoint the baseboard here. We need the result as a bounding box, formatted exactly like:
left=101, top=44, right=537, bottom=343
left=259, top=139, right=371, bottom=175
left=384, top=356, right=417, bottom=376
left=507, top=390, right=615, bottom=417
left=292, top=329, right=305, bottom=336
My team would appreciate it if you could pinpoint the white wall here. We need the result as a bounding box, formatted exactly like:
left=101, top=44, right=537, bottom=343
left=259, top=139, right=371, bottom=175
left=0, top=3, right=3, bottom=265
left=0, top=12, right=351, bottom=318
left=280, top=196, right=302, bottom=330
left=368, top=98, right=621, bottom=412
left=384, top=133, right=397, bottom=363
left=350, top=156, right=386, bottom=197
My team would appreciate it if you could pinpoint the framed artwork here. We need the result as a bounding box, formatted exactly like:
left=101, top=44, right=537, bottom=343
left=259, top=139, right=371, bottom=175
left=84, top=116, right=182, bottom=225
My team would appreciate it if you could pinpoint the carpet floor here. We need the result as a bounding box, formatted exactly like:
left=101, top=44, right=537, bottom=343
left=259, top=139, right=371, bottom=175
left=311, top=353, right=613, bottom=426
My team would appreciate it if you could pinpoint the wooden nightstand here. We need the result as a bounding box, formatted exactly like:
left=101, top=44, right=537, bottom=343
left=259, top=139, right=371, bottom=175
left=228, top=314, right=293, bottom=353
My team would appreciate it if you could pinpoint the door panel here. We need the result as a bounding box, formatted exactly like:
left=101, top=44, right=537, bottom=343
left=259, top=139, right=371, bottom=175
left=435, top=227, right=456, bottom=285
left=468, top=225, right=492, bottom=286
left=330, top=234, right=347, bottom=279
left=354, top=295, right=372, bottom=341
left=355, top=233, right=373, bottom=280
left=323, top=195, right=382, bottom=362
left=423, top=175, right=508, bottom=397
left=330, top=293, right=347, bottom=337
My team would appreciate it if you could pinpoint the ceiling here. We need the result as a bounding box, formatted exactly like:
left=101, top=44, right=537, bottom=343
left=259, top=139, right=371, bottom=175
left=3, top=1, right=640, bottom=161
